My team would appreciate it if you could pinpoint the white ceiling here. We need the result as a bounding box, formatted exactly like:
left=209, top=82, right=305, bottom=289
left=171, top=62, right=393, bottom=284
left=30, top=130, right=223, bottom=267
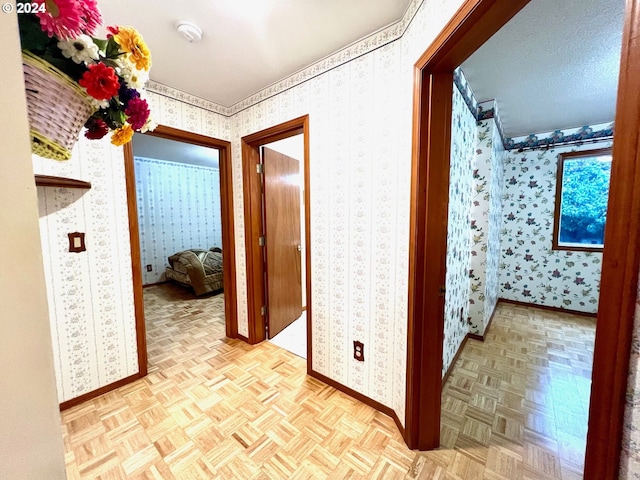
left=461, top=0, right=625, bottom=138
left=132, top=133, right=219, bottom=168
left=99, top=0, right=411, bottom=107
left=102, top=0, right=625, bottom=138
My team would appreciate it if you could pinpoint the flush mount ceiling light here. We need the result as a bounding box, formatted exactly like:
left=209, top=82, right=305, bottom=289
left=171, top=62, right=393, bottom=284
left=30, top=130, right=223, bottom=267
left=175, top=21, right=203, bottom=43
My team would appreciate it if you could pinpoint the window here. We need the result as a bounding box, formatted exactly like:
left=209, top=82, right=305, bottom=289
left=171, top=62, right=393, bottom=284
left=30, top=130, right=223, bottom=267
left=553, top=147, right=612, bottom=251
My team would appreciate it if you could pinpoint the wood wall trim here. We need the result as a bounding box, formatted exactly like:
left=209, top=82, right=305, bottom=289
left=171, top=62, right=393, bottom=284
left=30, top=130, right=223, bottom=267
left=240, top=116, right=311, bottom=350
left=60, top=373, right=141, bottom=410
left=405, top=71, right=453, bottom=450
left=123, top=142, right=147, bottom=377
left=309, top=369, right=405, bottom=438
left=405, top=0, right=533, bottom=452
left=442, top=334, right=469, bottom=387
left=584, top=0, right=640, bottom=475
left=498, top=298, right=597, bottom=319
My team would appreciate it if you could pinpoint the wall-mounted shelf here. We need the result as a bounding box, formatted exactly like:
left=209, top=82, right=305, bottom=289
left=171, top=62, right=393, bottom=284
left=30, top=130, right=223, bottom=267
left=35, top=175, right=91, bottom=189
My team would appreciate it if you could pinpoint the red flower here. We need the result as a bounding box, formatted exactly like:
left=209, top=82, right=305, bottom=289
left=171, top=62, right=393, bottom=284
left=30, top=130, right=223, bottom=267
left=84, top=117, right=109, bottom=140
left=79, top=63, right=120, bottom=100
left=124, top=97, right=150, bottom=130
left=106, top=25, right=119, bottom=38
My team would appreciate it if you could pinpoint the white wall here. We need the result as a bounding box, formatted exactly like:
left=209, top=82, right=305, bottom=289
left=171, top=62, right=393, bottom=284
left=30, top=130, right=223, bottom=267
left=266, top=135, right=306, bottom=308
left=0, top=11, right=67, bottom=479
left=134, top=157, right=222, bottom=285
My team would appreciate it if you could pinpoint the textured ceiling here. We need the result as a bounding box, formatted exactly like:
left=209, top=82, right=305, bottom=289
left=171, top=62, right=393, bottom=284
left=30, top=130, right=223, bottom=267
left=461, top=0, right=625, bottom=138
left=132, top=134, right=219, bottom=168
left=99, top=0, right=411, bottom=107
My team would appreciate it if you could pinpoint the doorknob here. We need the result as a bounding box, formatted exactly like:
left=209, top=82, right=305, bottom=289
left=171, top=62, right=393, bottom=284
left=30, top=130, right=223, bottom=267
left=297, top=245, right=302, bottom=252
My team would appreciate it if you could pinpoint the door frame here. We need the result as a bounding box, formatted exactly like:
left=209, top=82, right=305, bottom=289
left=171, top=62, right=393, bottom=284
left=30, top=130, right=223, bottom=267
left=405, top=1, right=640, bottom=478
left=240, top=115, right=311, bottom=357
left=124, top=125, right=238, bottom=377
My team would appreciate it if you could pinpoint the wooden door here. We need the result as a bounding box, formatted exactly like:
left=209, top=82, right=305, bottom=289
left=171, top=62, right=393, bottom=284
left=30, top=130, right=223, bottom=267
left=262, top=147, right=302, bottom=338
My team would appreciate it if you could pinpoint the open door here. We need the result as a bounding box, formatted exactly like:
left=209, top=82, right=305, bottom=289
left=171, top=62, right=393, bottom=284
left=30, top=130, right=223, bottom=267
left=262, top=146, right=303, bottom=338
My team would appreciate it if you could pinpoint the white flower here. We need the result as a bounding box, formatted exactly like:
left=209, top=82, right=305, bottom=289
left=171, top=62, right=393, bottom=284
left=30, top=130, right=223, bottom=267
left=140, top=115, right=157, bottom=133
left=57, top=35, right=99, bottom=65
left=88, top=97, right=109, bottom=110
left=115, top=57, right=149, bottom=90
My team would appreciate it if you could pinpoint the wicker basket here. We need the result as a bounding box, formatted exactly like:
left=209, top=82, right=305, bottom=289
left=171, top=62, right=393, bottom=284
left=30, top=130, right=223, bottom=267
left=22, top=51, right=95, bottom=161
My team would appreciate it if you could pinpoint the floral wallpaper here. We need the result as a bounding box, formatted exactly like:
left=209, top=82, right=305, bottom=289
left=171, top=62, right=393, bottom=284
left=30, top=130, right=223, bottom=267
left=134, top=157, right=222, bottom=285
left=31, top=0, right=469, bottom=424
left=33, top=91, right=230, bottom=403
left=468, top=111, right=505, bottom=336
left=621, top=271, right=640, bottom=478
left=498, top=140, right=612, bottom=314
left=442, top=81, right=475, bottom=375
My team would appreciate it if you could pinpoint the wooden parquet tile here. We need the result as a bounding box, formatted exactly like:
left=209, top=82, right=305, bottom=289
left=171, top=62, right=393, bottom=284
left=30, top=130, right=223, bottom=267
left=408, top=303, right=595, bottom=480
left=61, top=287, right=593, bottom=479
left=62, top=284, right=414, bottom=479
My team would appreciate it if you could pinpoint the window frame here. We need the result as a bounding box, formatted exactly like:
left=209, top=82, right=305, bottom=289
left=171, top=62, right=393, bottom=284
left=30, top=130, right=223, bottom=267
left=552, top=146, right=613, bottom=252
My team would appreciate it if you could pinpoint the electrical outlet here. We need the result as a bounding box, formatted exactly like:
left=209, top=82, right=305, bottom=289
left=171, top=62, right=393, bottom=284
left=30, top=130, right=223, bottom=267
left=353, top=341, right=364, bottom=362
left=146, top=264, right=152, bottom=272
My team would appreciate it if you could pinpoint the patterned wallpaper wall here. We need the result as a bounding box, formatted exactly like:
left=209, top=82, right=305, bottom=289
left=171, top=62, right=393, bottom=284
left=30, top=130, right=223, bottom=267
left=33, top=91, right=230, bottom=403
left=32, top=0, right=469, bottom=423
left=621, top=272, right=640, bottom=478
left=134, top=157, right=222, bottom=285
left=442, top=82, right=475, bottom=375
left=498, top=139, right=612, bottom=314
left=468, top=114, right=506, bottom=336
left=35, top=142, right=139, bottom=403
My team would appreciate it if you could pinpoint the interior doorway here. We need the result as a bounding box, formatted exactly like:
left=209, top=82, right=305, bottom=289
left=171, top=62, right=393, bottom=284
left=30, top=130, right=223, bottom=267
left=404, top=0, right=640, bottom=478
left=123, top=125, right=238, bottom=375
left=241, top=116, right=312, bottom=365
left=261, top=136, right=307, bottom=358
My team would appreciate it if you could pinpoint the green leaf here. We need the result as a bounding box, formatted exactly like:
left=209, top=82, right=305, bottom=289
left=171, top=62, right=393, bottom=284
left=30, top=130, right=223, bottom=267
left=18, top=14, right=52, bottom=52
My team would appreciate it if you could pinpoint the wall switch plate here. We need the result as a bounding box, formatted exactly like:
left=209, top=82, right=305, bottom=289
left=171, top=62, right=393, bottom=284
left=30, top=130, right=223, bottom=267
left=353, top=341, right=364, bottom=362
left=67, top=232, right=86, bottom=253
left=146, top=265, right=152, bottom=272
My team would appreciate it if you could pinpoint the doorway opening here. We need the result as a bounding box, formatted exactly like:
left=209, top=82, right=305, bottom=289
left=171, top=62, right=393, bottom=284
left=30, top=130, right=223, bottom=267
left=261, top=135, right=307, bottom=358
left=404, top=0, right=640, bottom=478
left=124, top=125, right=238, bottom=376
left=240, top=116, right=312, bottom=366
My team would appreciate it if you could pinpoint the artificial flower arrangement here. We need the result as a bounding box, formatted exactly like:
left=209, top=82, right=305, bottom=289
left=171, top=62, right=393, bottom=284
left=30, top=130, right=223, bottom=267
left=18, top=0, right=155, bottom=159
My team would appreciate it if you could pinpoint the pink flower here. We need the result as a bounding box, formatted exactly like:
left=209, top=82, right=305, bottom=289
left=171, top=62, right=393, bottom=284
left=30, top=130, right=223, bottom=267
left=79, top=63, right=120, bottom=100
left=124, top=97, right=150, bottom=130
left=78, top=0, right=102, bottom=35
left=34, top=0, right=102, bottom=39
left=35, top=0, right=85, bottom=40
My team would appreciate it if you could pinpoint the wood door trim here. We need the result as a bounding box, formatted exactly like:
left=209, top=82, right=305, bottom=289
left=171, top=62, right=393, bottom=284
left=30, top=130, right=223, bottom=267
left=240, top=115, right=311, bottom=369
left=406, top=1, right=640, bottom=477
left=125, top=125, right=238, bottom=374
left=405, top=0, right=536, bottom=451
left=584, top=0, right=640, bottom=475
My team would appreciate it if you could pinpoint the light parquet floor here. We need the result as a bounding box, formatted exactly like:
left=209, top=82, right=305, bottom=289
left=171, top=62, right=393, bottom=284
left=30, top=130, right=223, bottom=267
left=408, top=303, right=595, bottom=480
left=61, top=284, right=595, bottom=479
left=61, top=283, right=414, bottom=479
